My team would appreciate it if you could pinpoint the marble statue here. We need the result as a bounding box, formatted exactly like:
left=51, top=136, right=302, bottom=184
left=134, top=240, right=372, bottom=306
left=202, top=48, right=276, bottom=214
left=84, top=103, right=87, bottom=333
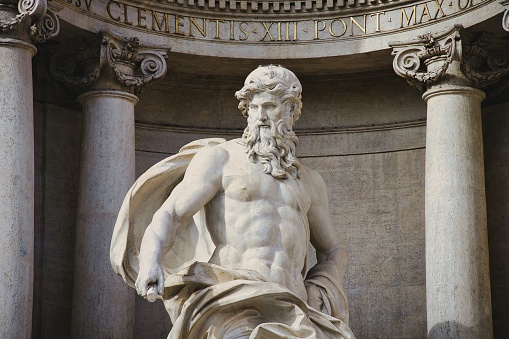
left=111, top=65, right=355, bottom=338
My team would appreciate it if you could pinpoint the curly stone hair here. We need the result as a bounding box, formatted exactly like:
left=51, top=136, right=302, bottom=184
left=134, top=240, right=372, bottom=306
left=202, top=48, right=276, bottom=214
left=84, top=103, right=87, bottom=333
left=235, top=65, right=302, bottom=125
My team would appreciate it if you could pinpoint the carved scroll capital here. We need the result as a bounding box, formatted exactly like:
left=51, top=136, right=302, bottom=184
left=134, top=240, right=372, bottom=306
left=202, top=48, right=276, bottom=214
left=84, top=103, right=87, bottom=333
left=391, top=25, right=462, bottom=91
left=391, top=26, right=509, bottom=94
left=30, top=8, right=59, bottom=44
left=461, top=32, right=509, bottom=91
left=102, top=31, right=168, bottom=94
left=48, top=31, right=168, bottom=95
left=500, top=0, right=509, bottom=32
left=0, top=0, right=46, bottom=32
left=48, top=35, right=102, bottom=92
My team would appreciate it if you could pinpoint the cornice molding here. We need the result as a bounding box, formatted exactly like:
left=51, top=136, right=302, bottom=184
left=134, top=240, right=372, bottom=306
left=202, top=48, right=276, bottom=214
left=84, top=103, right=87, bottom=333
left=135, top=119, right=427, bottom=136
left=140, top=0, right=416, bottom=16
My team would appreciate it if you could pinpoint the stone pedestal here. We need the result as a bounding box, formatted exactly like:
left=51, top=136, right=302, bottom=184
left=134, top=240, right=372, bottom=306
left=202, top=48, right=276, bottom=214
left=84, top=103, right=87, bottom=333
left=71, top=90, right=138, bottom=338
left=0, top=36, right=36, bottom=339
left=423, top=85, right=492, bottom=338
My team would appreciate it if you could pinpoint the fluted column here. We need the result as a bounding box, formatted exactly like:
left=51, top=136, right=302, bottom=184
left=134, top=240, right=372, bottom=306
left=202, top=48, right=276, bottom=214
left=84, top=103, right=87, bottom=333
left=0, top=0, right=58, bottom=337
left=49, top=32, right=167, bottom=338
left=392, top=27, right=509, bottom=338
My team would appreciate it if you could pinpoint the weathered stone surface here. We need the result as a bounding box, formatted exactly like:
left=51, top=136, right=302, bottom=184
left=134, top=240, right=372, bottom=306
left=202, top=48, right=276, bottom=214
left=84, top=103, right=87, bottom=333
left=71, top=90, right=138, bottom=339
left=51, top=0, right=502, bottom=59
left=483, top=101, right=509, bottom=338
left=302, top=149, right=426, bottom=338
left=392, top=26, right=495, bottom=338
left=33, top=103, right=81, bottom=339
left=0, top=35, right=36, bottom=339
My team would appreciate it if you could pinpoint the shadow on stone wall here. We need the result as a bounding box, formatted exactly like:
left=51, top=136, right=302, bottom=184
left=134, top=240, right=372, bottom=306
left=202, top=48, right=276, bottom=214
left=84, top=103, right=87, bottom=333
left=428, top=321, right=475, bottom=339
left=483, top=103, right=509, bottom=338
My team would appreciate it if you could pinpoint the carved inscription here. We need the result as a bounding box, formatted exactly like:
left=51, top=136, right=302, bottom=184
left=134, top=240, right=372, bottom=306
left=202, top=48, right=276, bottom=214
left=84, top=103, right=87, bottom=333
left=58, top=0, right=487, bottom=43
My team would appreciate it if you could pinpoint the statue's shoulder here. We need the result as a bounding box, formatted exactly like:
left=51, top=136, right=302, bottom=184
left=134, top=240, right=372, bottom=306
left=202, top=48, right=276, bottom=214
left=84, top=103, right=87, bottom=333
left=188, top=138, right=239, bottom=169
left=202, top=138, right=244, bottom=157
left=299, top=164, right=327, bottom=191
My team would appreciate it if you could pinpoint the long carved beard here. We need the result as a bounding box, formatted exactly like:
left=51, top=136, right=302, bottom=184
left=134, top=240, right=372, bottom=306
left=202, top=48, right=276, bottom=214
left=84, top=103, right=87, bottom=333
left=242, top=119, right=300, bottom=179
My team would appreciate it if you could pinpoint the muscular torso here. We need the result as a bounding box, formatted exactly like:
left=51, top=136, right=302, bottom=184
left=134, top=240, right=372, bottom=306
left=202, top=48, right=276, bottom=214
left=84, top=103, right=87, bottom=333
left=205, top=140, right=312, bottom=300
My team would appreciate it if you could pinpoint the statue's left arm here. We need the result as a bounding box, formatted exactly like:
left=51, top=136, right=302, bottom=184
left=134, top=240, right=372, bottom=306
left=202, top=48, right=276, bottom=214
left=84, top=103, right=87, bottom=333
left=306, top=169, right=349, bottom=322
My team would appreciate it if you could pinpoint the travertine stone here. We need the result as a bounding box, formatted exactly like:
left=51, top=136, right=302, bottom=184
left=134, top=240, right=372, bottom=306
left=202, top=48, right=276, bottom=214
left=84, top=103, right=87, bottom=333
left=48, top=31, right=169, bottom=338
left=52, top=0, right=501, bottom=60
left=43, top=31, right=166, bottom=338
left=48, top=32, right=167, bottom=95
left=0, top=36, right=36, bottom=339
left=0, top=0, right=59, bottom=335
left=483, top=102, right=509, bottom=337
left=392, top=26, right=494, bottom=338
left=112, top=66, right=355, bottom=338
left=71, top=90, right=138, bottom=338
left=423, top=85, right=492, bottom=338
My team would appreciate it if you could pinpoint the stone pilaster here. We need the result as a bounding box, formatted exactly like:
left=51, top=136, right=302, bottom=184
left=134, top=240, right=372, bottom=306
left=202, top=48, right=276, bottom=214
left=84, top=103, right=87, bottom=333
left=0, top=0, right=58, bottom=337
left=48, top=32, right=167, bottom=338
left=392, top=26, right=509, bottom=339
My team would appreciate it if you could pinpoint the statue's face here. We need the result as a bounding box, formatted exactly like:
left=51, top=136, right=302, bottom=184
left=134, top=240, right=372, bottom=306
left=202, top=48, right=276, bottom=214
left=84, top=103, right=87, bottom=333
left=248, top=91, right=285, bottom=128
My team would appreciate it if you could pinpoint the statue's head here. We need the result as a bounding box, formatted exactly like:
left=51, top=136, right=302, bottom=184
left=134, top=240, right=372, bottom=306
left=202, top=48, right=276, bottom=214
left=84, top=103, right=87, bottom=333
left=235, top=65, right=302, bottom=125
left=235, top=65, right=302, bottom=180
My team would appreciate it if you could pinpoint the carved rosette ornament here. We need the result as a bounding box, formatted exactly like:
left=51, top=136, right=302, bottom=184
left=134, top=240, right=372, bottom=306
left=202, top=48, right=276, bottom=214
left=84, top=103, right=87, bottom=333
left=0, top=0, right=59, bottom=43
left=391, top=25, right=509, bottom=94
left=49, top=31, right=167, bottom=94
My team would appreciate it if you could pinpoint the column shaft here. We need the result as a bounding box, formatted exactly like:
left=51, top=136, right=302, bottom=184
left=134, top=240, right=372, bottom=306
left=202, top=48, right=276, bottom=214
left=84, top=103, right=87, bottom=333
left=71, top=90, right=137, bottom=338
left=0, top=38, right=36, bottom=339
left=424, top=86, right=493, bottom=338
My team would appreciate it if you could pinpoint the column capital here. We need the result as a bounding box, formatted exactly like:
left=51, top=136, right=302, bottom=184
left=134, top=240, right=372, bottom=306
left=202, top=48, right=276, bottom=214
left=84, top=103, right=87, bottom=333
left=500, top=0, right=509, bottom=32
left=391, top=26, right=509, bottom=95
left=48, top=31, right=168, bottom=96
left=0, top=0, right=59, bottom=44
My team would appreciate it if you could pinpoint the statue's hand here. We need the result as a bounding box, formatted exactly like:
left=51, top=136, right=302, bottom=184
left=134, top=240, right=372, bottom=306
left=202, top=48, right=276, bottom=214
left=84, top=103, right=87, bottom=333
left=135, top=261, right=164, bottom=301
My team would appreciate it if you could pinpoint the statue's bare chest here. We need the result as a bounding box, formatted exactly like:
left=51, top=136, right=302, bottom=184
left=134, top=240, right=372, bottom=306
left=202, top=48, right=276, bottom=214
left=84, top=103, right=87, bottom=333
left=221, top=158, right=311, bottom=211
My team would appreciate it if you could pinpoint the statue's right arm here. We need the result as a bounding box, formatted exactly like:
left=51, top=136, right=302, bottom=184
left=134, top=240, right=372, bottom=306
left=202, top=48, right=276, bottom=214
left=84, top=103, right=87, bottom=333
left=135, top=146, right=227, bottom=298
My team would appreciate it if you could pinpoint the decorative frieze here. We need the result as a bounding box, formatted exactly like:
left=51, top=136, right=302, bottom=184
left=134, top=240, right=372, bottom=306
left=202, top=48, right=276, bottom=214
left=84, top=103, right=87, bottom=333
left=148, top=0, right=414, bottom=13
left=48, top=31, right=167, bottom=94
left=391, top=25, right=509, bottom=94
